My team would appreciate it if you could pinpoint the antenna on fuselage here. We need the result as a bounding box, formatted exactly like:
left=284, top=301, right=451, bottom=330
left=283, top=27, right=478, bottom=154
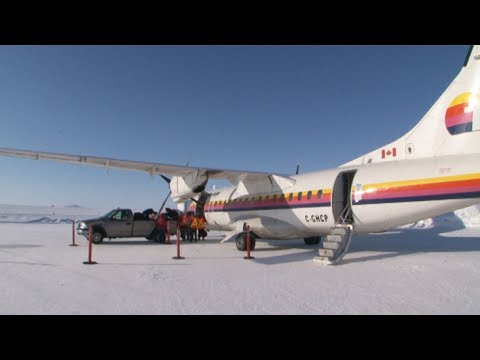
left=296, top=163, right=300, bottom=175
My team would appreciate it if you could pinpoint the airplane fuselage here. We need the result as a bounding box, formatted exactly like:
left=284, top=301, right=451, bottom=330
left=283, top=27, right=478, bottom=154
left=204, top=153, right=480, bottom=239
left=2, top=46, right=480, bottom=262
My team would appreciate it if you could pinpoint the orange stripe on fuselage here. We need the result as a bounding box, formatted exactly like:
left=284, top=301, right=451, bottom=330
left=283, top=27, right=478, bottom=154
left=363, top=173, right=480, bottom=192
left=206, top=188, right=332, bottom=210
left=369, top=178, right=480, bottom=195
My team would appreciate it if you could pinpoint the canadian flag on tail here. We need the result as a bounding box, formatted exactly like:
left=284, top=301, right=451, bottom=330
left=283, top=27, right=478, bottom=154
left=381, top=147, right=396, bottom=159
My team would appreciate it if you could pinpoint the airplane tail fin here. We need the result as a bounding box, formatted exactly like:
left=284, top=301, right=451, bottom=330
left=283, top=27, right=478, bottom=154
left=343, top=45, right=480, bottom=166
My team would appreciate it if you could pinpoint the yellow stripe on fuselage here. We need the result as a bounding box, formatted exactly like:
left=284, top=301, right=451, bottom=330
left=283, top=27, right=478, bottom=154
left=207, top=188, right=332, bottom=207
left=362, top=173, right=480, bottom=191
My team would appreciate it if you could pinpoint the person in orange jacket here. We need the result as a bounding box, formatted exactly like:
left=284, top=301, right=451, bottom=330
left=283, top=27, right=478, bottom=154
left=190, top=215, right=198, bottom=242
left=178, top=212, right=189, bottom=241
left=186, top=211, right=195, bottom=242
left=197, top=216, right=207, bottom=240
left=156, top=213, right=167, bottom=231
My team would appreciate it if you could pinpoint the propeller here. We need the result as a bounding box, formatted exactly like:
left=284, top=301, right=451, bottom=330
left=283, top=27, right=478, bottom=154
left=158, top=158, right=210, bottom=216
left=156, top=175, right=172, bottom=217
left=159, top=174, right=199, bottom=204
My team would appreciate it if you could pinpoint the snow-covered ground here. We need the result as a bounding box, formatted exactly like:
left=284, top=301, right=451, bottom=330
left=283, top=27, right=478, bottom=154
left=1, top=203, right=480, bottom=314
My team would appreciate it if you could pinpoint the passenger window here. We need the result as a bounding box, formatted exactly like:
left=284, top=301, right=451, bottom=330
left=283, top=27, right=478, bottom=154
left=307, top=191, right=312, bottom=200
left=288, top=193, right=293, bottom=201
left=297, top=192, right=302, bottom=201
left=317, top=190, right=323, bottom=199
left=273, top=194, right=277, bottom=202
left=280, top=194, right=285, bottom=202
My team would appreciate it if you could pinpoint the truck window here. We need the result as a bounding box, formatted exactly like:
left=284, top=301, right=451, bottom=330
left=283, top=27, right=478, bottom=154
left=103, top=209, right=117, bottom=218
left=112, top=211, right=127, bottom=221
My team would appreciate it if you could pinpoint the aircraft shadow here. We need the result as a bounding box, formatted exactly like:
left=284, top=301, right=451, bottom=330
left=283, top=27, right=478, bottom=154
left=96, top=240, right=162, bottom=246
left=96, top=262, right=189, bottom=266
left=253, top=213, right=480, bottom=265
left=97, top=237, right=223, bottom=246
left=252, top=247, right=321, bottom=265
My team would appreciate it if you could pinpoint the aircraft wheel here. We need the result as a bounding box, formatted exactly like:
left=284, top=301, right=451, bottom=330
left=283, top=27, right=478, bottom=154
left=304, top=236, right=321, bottom=245
left=236, top=233, right=256, bottom=251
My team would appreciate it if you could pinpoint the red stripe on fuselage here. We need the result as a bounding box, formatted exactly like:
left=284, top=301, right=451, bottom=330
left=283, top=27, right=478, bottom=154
left=361, top=178, right=480, bottom=201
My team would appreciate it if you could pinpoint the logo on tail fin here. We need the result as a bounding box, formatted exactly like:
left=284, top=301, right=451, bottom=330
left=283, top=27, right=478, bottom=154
left=445, top=92, right=480, bottom=135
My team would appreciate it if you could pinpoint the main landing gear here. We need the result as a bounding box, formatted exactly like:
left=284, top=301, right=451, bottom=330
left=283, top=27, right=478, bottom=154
left=236, top=232, right=256, bottom=251
left=304, top=236, right=321, bottom=245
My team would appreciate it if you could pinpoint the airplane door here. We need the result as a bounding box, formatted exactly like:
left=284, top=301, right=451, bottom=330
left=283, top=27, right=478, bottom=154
left=331, top=170, right=356, bottom=223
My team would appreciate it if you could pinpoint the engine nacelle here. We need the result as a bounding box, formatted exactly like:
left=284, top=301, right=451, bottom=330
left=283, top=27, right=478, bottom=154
left=170, top=171, right=208, bottom=202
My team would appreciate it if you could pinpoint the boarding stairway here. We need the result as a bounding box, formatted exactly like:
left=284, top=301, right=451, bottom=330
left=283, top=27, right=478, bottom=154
left=314, top=205, right=354, bottom=265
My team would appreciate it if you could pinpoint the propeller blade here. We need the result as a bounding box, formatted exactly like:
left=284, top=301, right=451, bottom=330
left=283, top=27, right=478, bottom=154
left=160, top=175, right=171, bottom=184
left=157, top=190, right=172, bottom=217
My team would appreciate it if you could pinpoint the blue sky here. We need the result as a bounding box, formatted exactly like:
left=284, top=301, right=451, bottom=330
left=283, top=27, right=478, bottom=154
left=0, top=45, right=469, bottom=209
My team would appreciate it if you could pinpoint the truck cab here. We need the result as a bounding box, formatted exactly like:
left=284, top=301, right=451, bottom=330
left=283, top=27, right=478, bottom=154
left=77, top=208, right=157, bottom=244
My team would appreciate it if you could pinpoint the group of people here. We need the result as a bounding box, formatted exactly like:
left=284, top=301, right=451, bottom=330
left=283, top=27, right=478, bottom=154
left=179, top=211, right=207, bottom=242
left=155, top=209, right=207, bottom=242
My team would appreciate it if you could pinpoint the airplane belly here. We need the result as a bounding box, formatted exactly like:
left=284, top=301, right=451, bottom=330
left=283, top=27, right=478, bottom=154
left=291, top=207, right=335, bottom=234
left=205, top=211, right=234, bottom=231
left=207, top=207, right=335, bottom=239
left=352, top=198, right=479, bottom=233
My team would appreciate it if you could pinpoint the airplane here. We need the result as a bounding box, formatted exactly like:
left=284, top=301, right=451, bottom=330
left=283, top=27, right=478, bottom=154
left=2, top=45, right=480, bottom=264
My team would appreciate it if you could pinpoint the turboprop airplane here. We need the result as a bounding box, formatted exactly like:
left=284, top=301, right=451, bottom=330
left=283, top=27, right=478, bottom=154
left=2, top=45, right=480, bottom=264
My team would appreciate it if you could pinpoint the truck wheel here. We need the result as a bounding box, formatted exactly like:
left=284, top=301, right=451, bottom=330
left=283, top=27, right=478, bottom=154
left=145, top=230, right=154, bottom=241
left=92, top=231, right=104, bottom=244
left=154, top=230, right=166, bottom=243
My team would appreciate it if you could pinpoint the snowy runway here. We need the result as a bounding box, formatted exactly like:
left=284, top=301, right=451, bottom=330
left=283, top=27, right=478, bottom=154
left=1, top=219, right=480, bottom=314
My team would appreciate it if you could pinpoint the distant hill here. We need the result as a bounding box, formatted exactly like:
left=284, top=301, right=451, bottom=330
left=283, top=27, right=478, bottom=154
left=65, top=205, right=84, bottom=208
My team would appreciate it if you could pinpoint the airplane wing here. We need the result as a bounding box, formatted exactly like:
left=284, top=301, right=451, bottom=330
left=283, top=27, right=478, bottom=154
left=0, top=147, right=296, bottom=194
